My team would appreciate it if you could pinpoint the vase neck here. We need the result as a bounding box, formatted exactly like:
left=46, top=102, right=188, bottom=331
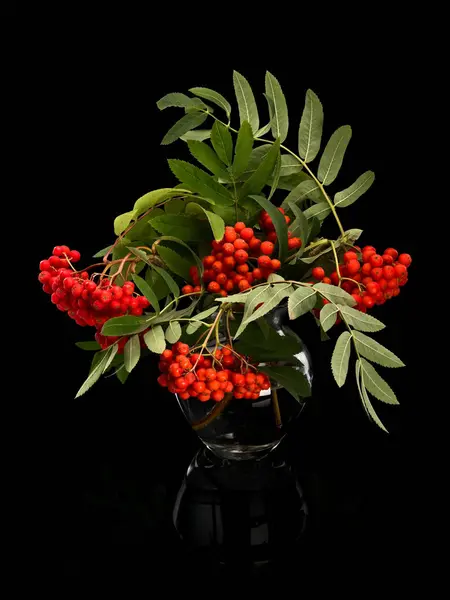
left=265, top=304, right=288, bottom=329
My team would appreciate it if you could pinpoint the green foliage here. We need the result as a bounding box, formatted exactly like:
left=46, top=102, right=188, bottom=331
left=265, top=71, right=289, bottom=143
left=102, top=315, right=148, bottom=337
left=320, top=303, right=339, bottom=332
left=313, top=283, right=357, bottom=306
left=318, top=125, right=352, bottom=185
left=240, top=140, right=280, bottom=199
left=168, top=159, right=234, bottom=205
left=157, top=92, right=203, bottom=111
left=298, top=89, right=324, bottom=162
left=165, top=321, right=182, bottom=344
left=303, top=202, right=331, bottom=221
left=337, top=305, right=385, bottom=332
left=161, top=111, right=208, bottom=145
left=187, top=140, right=229, bottom=179
left=258, top=366, right=311, bottom=402
left=280, top=155, right=303, bottom=176
left=359, top=358, right=399, bottom=405
left=331, top=331, right=352, bottom=387
left=282, top=179, right=322, bottom=209
left=334, top=171, right=375, bottom=208
left=356, top=360, right=389, bottom=432
left=75, top=345, right=118, bottom=398
left=189, top=87, right=231, bottom=118
left=232, top=121, right=254, bottom=178
left=114, top=211, right=135, bottom=236
left=234, top=321, right=303, bottom=361
left=288, top=202, right=309, bottom=249
left=352, top=331, right=404, bottom=368
left=75, top=341, right=101, bottom=351
left=185, top=202, right=225, bottom=241
left=235, top=282, right=293, bottom=337
left=250, top=194, right=288, bottom=260
left=233, top=70, right=259, bottom=134
left=132, top=274, right=160, bottom=315
left=180, top=129, right=211, bottom=142
left=287, top=286, right=317, bottom=319
left=150, top=213, right=209, bottom=241
left=144, top=326, right=166, bottom=354
left=124, top=335, right=141, bottom=373
left=210, top=121, right=233, bottom=166
left=156, top=245, right=192, bottom=281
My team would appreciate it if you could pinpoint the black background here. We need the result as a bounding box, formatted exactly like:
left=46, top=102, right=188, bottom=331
left=21, top=22, right=437, bottom=589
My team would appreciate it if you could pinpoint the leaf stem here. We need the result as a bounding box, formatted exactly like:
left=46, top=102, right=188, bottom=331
left=272, top=387, right=282, bottom=429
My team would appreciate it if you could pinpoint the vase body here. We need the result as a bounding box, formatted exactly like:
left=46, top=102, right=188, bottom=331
left=177, top=305, right=313, bottom=461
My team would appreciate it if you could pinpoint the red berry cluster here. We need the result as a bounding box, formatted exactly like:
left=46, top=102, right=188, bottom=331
left=157, top=342, right=271, bottom=402
left=39, top=246, right=151, bottom=352
left=312, top=246, right=412, bottom=312
left=182, top=212, right=302, bottom=297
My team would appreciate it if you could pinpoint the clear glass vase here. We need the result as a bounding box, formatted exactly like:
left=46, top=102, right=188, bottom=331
left=176, top=305, right=313, bottom=461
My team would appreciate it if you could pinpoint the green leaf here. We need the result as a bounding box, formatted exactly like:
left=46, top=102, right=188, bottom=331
left=114, top=211, right=135, bottom=236
left=233, top=70, right=259, bottom=134
left=180, top=129, right=211, bottom=142
left=298, top=89, right=324, bottom=163
left=281, top=179, right=322, bottom=209
left=133, top=188, right=185, bottom=218
left=249, top=193, right=288, bottom=261
left=276, top=172, right=311, bottom=191
left=210, top=121, right=233, bottom=166
left=313, top=283, right=357, bottom=306
left=75, top=345, right=118, bottom=398
left=187, top=140, right=229, bottom=179
left=353, top=331, right=404, bottom=368
left=240, top=145, right=272, bottom=180
left=240, top=140, right=280, bottom=199
left=157, top=235, right=203, bottom=277
left=157, top=92, right=202, bottom=111
left=265, top=71, right=289, bottom=143
left=287, top=286, right=317, bottom=319
left=258, top=365, right=311, bottom=401
left=237, top=283, right=293, bottom=335
left=161, top=111, right=208, bottom=145
left=186, top=320, right=204, bottom=335
left=288, top=203, right=309, bottom=247
left=306, top=217, right=321, bottom=244
left=116, top=366, right=129, bottom=384
left=235, top=321, right=302, bottom=361
left=356, top=361, right=389, bottom=432
left=75, top=341, right=101, bottom=351
left=233, top=121, right=254, bottom=178
left=318, top=125, right=352, bottom=185
left=124, top=335, right=141, bottom=373
left=334, top=171, right=375, bottom=208
left=359, top=358, right=399, bottom=405
left=189, top=87, right=231, bottom=118
left=144, top=325, right=166, bottom=354
left=164, top=197, right=186, bottom=215
left=303, top=202, right=331, bottom=221
left=102, top=315, right=149, bottom=336
left=320, top=303, right=339, bottom=332
left=168, top=159, right=234, bottom=206
left=127, top=248, right=180, bottom=298
left=255, top=122, right=271, bottom=137
left=268, top=153, right=282, bottom=200
left=145, top=268, right=169, bottom=301
left=331, top=331, right=352, bottom=387
left=93, top=245, right=112, bottom=258
left=280, top=154, right=303, bottom=176
left=185, top=202, right=225, bottom=241
left=132, top=274, right=160, bottom=315
left=235, top=284, right=272, bottom=338
left=215, top=291, right=253, bottom=303
left=337, top=305, right=385, bottom=332
left=150, top=299, right=200, bottom=326
left=156, top=245, right=192, bottom=281
left=190, top=305, right=218, bottom=322
left=165, top=321, right=182, bottom=344
left=150, top=213, right=210, bottom=241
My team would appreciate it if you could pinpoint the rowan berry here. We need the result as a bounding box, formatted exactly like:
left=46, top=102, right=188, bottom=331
left=398, top=253, right=412, bottom=267
left=382, top=265, right=396, bottom=280
left=224, top=227, right=237, bottom=243
left=362, top=295, right=375, bottom=308
left=394, top=264, right=407, bottom=278
left=238, top=279, right=251, bottom=291
left=258, top=255, right=272, bottom=269
left=260, top=241, right=274, bottom=256
left=312, top=267, right=325, bottom=280
left=346, top=259, right=361, bottom=275
left=182, top=284, right=194, bottom=294
left=344, top=251, right=358, bottom=262
left=370, top=254, right=383, bottom=268
left=208, top=281, right=221, bottom=293
left=234, top=249, right=248, bottom=264
left=384, top=248, right=398, bottom=259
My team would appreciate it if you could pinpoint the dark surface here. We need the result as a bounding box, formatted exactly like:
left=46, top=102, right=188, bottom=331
left=20, top=25, right=435, bottom=588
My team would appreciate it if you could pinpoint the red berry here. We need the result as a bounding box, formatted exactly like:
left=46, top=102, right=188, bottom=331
left=371, top=268, right=383, bottom=281
left=223, top=256, right=236, bottom=271
left=232, top=373, right=245, bottom=386
left=312, top=267, right=325, bottom=281
left=234, top=222, right=246, bottom=233
left=384, top=248, right=398, bottom=260
left=352, top=293, right=363, bottom=305
left=369, top=254, right=383, bottom=268
left=363, top=246, right=376, bottom=253
left=62, top=277, right=74, bottom=290
left=205, top=368, right=216, bottom=381
left=212, top=261, right=223, bottom=273
left=362, top=250, right=376, bottom=263
left=366, top=282, right=380, bottom=296
left=207, top=380, right=220, bottom=392
left=346, top=259, right=361, bottom=275
left=216, top=272, right=228, bottom=285
left=211, top=390, right=225, bottom=402
left=157, top=374, right=168, bottom=387
left=224, top=227, right=237, bottom=243
left=71, top=284, right=83, bottom=298
left=238, top=279, right=250, bottom=291
left=234, top=250, right=248, bottom=264
left=387, top=278, right=398, bottom=290
left=233, top=238, right=248, bottom=251
left=39, top=260, right=52, bottom=272
left=69, top=250, right=81, bottom=262
left=382, top=254, right=394, bottom=265
left=260, top=241, right=274, bottom=256
left=208, top=281, right=221, bottom=293
left=330, top=272, right=340, bottom=286
left=252, top=268, right=262, bottom=280
left=248, top=237, right=261, bottom=252
left=203, top=255, right=215, bottom=268
left=394, top=264, right=407, bottom=278
left=240, top=227, right=254, bottom=241
left=182, top=284, right=194, bottom=294
left=362, top=295, right=375, bottom=308
left=361, top=262, right=372, bottom=276
left=169, top=364, right=182, bottom=378
left=258, top=255, right=272, bottom=269
left=122, top=282, right=134, bottom=296
left=177, top=343, right=189, bottom=355
left=398, top=253, right=412, bottom=267
left=383, top=265, right=396, bottom=280
left=322, top=277, right=332, bottom=284
left=222, top=243, right=235, bottom=256
left=378, top=278, right=388, bottom=291
left=344, top=251, right=358, bottom=263
left=193, top=381, right=206, bottom=394
left=52, top=246, right=63, bottom=256
left=236, top=264, right=249, bottom=275
left=288, top=237, right=302, bottom=250
left=267, top=231, right=277, bottom=243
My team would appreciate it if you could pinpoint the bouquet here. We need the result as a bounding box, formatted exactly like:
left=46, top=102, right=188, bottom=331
left=38, top=71, right=411, bottom=432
